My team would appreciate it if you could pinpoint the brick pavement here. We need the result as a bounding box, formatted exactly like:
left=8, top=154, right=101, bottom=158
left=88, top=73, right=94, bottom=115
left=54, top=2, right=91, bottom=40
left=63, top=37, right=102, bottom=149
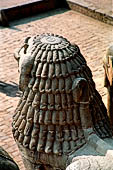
left=0, top=8, right=113, bottom=169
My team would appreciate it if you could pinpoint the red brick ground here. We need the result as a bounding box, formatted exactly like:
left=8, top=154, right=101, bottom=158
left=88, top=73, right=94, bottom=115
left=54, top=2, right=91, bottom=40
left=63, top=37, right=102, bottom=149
left=0, top=8, right=113, bottom=169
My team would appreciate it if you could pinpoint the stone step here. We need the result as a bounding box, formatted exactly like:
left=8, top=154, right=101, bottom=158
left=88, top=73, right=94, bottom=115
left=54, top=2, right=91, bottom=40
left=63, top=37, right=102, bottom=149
left=66, top=0, right=113, bottom=26
left=0, top=0, right=56, bottom=26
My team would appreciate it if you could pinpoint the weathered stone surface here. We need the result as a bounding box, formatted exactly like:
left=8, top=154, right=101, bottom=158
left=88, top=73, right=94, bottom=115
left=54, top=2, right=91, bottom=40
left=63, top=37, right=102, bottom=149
left=0, top=146, right=19, bottom=170
left=12, top=33, right=112, bottom=169
left=103, top=45, right=113, bottom=125
left=66, top=155, right=113, bottom=170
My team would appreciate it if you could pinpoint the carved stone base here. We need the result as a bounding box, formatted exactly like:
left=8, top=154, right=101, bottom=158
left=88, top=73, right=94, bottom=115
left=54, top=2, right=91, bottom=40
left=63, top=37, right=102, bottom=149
left=17, top=142, right=67, bottom=170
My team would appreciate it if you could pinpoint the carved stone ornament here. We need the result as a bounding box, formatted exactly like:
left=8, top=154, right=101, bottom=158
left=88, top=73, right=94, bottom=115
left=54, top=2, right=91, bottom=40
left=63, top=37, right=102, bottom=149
left=66, top=155, right=113, bottom=170
left=12, top=33, right=113, bottom=170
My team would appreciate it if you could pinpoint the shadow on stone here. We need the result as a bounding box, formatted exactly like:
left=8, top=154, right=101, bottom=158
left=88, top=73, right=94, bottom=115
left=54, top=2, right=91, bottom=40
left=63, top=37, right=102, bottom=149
left=0, top=8, right=69, bottom=30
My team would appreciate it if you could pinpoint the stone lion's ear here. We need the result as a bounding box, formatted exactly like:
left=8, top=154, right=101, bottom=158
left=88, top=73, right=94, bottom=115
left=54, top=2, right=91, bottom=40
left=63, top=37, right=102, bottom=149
left=72, top=78, right=89, bottom=103
left=14, top=37, right=31, bottom=62
left=19, top=54, right=35, bottom=91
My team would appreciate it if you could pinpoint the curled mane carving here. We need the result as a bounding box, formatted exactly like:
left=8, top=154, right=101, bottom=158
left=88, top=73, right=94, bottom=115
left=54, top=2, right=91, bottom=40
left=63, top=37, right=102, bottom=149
left=12, top=33, right=112, bottom=157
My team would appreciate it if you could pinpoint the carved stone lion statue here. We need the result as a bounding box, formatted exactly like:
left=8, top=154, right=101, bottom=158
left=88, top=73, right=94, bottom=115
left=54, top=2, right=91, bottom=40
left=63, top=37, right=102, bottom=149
left=12, top=33, right=113, bottom=170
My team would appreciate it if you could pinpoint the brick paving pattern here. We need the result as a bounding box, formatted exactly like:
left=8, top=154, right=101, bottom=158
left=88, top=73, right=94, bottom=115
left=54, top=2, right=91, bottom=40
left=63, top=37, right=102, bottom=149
left=0, top=8, right=113, bottom=169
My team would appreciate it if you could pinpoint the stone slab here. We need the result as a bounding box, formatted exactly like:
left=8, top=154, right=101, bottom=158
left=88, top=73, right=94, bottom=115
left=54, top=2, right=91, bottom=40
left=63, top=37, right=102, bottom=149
left=66, top=0, right=113, bottom=26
